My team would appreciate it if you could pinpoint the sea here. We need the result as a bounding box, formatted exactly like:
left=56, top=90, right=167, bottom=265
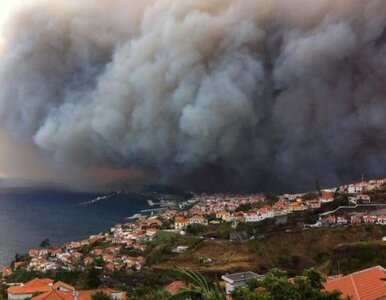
left=0, top=188, right=150, bottom=268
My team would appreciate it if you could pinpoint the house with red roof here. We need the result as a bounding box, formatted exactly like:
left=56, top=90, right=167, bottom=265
left=319, top=191, right=334, bottom=203
left=32, top=290, right=73, bottom=300
left=245, top=211, right=262, bottom=222
left=232, top=212, right=245, bottom=222
left=8, top=278, right=54, bottom=300
left=165, top=281, right=186, bottom=294
left=52, top=281, right=75, bottom=292
left=31, top=288, right=126, bottom=300
left=216, top=211, right=230, bottom=221
left=377, top=214, right=386, bottom=225
left=174, top=216, right=189, bottom=230
left=258, top=205, right=274, bottom=219
left=9, top=278, right=126, bottom=300
left=350, top=216, right=361, bottom=224
left=287, top=201, right=306, bottom=212
left=324, top=265, right=386, bottom=300
left=363, top=215, right=377, bottom=224
left=322, top=214, right=336, bottom=225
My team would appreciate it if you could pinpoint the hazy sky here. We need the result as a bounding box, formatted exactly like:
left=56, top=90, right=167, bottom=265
left=0, top=0, right=385, bottom=192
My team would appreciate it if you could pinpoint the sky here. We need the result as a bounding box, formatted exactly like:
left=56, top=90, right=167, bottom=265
left=0, top=0, right=145, bottom=189
left=0, top=1, right=23, bottom=46
left=0, top=0, right=385, bottom=192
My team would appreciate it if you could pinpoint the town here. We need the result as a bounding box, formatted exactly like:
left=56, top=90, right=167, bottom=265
left=1, top=177, right=386, bottom=299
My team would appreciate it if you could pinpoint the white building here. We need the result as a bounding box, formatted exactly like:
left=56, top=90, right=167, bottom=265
left=245, top=212, right=262, bottom=222
left=221, top=271, right=262, bottom=294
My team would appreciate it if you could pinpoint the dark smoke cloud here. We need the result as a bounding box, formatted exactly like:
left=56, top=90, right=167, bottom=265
left=1, top=0, right=386, bottom=192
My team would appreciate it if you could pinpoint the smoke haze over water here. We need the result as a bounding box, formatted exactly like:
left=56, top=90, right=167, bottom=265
left=0, top=0, right=386, bottom=192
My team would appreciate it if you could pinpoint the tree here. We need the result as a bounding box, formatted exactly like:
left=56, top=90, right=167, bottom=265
left=315, top=179, right=322, bottom=196
left=39, top=239, right=50, bottom=249
left=302, top=268, right=325, bottom=290
left=91, top=291, right=113, bottom=300
left=301, top=193, right=318, bottom=201
left=151, top=289, right=172, bottom=300
left=265, top=193, right=278, bottom=205
left=77, top=264, right=102, bottom=289
left=206, top=213, right=218, bottom=222
left=168, top=268, right=226, bottom=300
left=235, top=203, right=253, bottom=212
left=232, top=268, right=345, bottom=300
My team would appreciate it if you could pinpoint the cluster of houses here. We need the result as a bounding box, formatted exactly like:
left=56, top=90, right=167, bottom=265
left=166, top=265, right=386, bottom=299
left=339, top=178, right=385, bottom=194
left=3, top=177, right=385, bottom=281
left=171, top=177, right=386, bottom=231
left=6, top=277, right=126, bottom=300
left=5, top=265, right=386, bottom=300
left=2, top=215, right=169, bottom=276
left=172, top=190, right=338, bottom=230
left=321, top=213, right=386, bottom=226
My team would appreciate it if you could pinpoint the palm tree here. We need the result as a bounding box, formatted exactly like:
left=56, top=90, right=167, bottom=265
left=167, top=268, right=226, bottom=300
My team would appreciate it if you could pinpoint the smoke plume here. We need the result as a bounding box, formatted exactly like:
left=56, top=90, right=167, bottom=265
left=0, top=0, right=386, bottom=191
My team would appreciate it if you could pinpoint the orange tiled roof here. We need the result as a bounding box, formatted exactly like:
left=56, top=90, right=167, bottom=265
left=31, top=289, right=126, bottom=300
left=32, top=290, right=73, bottom=300
left=165, top=281, right=186, bottom=294
left=190, top=215, right=204, bottom=220
left=8, top=278, right=54, bottom=294
left=78, top=289, right=126, bottom=300
left=1, top=267, right=11, bottom=275
left=175, top=217, right=189, bottom=223
left=52, top=281, right=75, bottom=292
left=324, top=265, right=386, bottom=300
left=217, top=211, right=229, bottom=215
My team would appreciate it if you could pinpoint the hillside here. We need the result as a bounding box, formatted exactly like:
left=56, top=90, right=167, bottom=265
left=151, top=225, right=386, bottom=276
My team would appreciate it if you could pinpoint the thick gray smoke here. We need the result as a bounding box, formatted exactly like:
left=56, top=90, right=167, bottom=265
left=1, top=0, right=386, bottom=191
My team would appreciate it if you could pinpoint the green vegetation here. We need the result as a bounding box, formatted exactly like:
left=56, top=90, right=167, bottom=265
left=330, top=241, right=386, bottom=274
left=231, top=268, right=344, bottom=300
left=235, top=203, right=253, bottom=212
left=301, top=193, right=318, bottom=201
left=39, top=239, right=50, bottom=249
left=264, top=193, right=278, bottom=205
left=91, top=292, right=113, bottom=300
left=5, top=268, right=41, bottom=283
left=76, top=263, right=103, bottom=289
left=145, top=231, right=204, bottom=265
left=186, top=224, right=210, bottom=235
left=315, top=180, right=322, bottom=196
left=167, top=268, right=226, bottom=300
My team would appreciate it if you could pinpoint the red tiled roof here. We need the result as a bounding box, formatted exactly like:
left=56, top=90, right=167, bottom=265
left=78, top=289, right=126, bottom=300
left=190, top=215, right=204, bottom=220
left=1, top=267, right=11, bottom=275
left=165, top=281, right=185, bottom=294
left=32, top=290, right=73, bottom=300
left=31, top=289, right=126, bottom=300
left=8, top=278, right=54, bottom=294
left=52, top=281, right=75, bottom=292
left=324, top=266, right=386, bottom=300
left=175, top=217, right=189, bottom=223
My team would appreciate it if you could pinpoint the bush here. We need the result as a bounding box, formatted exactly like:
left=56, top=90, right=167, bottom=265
left=91, top=291, right=113, bottom=300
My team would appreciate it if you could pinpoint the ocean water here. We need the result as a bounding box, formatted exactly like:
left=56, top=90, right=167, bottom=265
left=0, top=188, right=149, bottom=268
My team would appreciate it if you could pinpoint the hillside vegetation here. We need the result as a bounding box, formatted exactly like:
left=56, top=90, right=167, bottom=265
left=152, top=225, right=386, bottom=275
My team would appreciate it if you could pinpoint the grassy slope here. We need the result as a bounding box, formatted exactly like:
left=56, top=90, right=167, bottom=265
left=151, top=225, right=386, bottom=276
